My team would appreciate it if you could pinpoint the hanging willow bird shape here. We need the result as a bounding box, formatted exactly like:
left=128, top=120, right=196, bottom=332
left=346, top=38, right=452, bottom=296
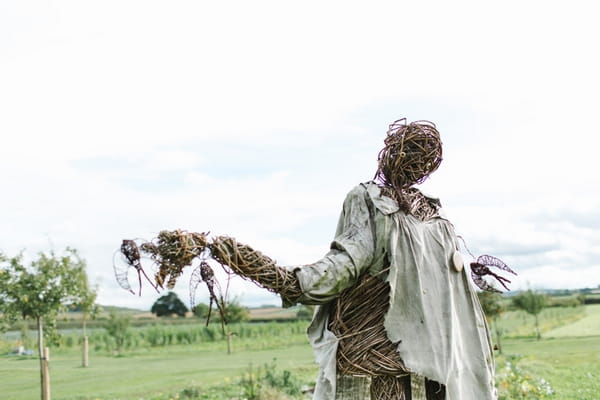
left=470, top=254, right=517, bottom=293
left=115, top=239, right=159, bottom=296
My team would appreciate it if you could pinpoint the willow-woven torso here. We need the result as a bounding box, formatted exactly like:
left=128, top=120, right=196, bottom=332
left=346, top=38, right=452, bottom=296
left=328, top=271, right=406, bottom=377
left=328, top=186, right=441, bottom=377
left=292, top=182, right=497, bottom=400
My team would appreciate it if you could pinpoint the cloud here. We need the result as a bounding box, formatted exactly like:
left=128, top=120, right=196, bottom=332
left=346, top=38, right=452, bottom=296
left=1, top=0, right=600, bottom=308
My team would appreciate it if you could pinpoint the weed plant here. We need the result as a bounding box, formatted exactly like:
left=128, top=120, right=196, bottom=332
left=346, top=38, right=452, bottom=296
left=496, top=354, right=554, bottom=399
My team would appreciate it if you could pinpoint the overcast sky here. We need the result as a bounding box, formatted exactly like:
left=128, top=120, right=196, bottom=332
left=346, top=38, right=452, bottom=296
left=2, top=1, right=599, bottom=310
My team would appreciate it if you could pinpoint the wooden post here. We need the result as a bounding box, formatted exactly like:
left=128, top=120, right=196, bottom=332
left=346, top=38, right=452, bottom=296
left=493, top=318, right=503, bottom=354
left=226, top=331, right=232, bottom=355
left=37, top=317, right=51, bottom=400
left=82, top=336, right=89, bottom=367
left=42, top=347, right=51, bottom=400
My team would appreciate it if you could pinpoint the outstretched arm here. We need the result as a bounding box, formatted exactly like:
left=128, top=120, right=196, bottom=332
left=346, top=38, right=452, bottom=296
left=116, top=186, right=377, bottom=306
left=207, top=236, right=303, bottom=305
left=207, top=186, right=377, bottom=306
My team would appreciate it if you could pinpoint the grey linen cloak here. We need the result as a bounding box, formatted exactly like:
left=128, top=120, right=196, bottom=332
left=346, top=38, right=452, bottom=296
left=291, top=182, right=496, bottom=400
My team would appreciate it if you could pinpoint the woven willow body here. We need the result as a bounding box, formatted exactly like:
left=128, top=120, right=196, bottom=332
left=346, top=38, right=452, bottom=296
left=329, top=272, right=407, bottom=377
left=330, top=273, right=446, bottom=400
left=328, top=191, right=446, bottom=400
left=328, top=190, right=441, bottom=377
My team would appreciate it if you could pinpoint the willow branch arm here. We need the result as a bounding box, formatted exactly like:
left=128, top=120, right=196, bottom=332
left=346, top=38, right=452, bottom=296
left=208, top=236, right=303, bottom=304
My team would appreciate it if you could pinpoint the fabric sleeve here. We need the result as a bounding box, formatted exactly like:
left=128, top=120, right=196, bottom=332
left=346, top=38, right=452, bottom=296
left=293, top=185, right=376, bottom=305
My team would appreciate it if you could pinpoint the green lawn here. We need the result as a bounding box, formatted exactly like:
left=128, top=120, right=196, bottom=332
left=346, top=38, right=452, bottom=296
left=545, top=304, right=600, bottom=337
left=491, top=304, right=600, bottom=399
left=2, top=305, right=599, bottom=400
left=496, top=305, right=587, bottom=338
left=501, top=336, right=600, bottom=400
left=0, top=343, right=317, bottom=400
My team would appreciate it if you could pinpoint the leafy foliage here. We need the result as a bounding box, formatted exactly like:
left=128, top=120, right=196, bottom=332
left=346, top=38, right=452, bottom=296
left=296, top=305, right=314, bottom=321
left=193, top=298, right=250, bottom=324
left=192, top=302, right=210, bottom=319
left=478, top=291, right=506, bottom=352
left=513, top=290, right=547, bottom=316
left=239, top=359, right=303, bottom=400
left=0, top=248, right=96, bottom=400
left=151, top=291, right=189, bottom=317
left=0, top=249, right=92, bottom=342
left=513, top=290, right=547, bottom=339
left=479, top=291, right=505, bottom=318
left=104, top=311, right=131, bottom=354
left=75, top=273, right=100, bottom=323
left=262, top=359, right=303, bottom=396
left=221, top=299, right=250, bottom=323
left=496, top=354, right=554, bottom=399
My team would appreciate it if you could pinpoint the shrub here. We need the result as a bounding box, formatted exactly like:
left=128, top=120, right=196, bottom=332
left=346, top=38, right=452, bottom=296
left=496, top=355, right=554, bottom=399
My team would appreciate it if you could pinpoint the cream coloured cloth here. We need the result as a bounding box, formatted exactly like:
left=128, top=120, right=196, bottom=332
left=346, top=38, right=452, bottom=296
left=291, top=182, right=496, bottom=400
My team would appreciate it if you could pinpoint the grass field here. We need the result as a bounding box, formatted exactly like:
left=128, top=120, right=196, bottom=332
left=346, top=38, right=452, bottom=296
left=501, top=336, right=600, bottom=400
left=494, top=304, right=588, bottom=339
left=0, top=340, right=316, bottom=400
left=546, top=304, right=600, bottom=337
left=1, top=305, right=599, bottom=399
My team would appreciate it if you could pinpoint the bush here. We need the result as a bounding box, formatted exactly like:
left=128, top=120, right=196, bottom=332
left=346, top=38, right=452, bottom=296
left=104, top=311, right=131, bottom=354
left=545, top=296, right=584, bottom=308
left=296, top=306, right=313, bottom=321
left=496, top=355, right=554, bottom=399
left=263, top=359, right=302, bottom=396
left=239, top=359, right=304, bottom=400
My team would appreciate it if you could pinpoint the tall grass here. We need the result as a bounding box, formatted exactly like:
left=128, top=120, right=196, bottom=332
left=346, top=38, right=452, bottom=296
left=36, top=321, right=310, bottom=354
left=498, top=305, right=586, bottom=338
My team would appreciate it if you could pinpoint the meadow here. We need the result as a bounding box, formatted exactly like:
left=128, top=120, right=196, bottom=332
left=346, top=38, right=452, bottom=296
left=1, top=305, right=599, bottom=400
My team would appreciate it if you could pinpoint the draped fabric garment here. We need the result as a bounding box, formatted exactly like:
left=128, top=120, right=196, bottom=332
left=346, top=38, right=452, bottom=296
left=291, top=182, right=497, bottom=400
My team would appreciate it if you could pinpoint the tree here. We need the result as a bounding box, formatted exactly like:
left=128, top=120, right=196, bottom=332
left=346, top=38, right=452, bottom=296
left=221, top=299, right=250, bottom=323
left=74, top=275, right=99, bottom=367
left=104, top=310, right=131, bottom=355
left=192, top=302, right=211, bottom=319
left=151, top=291, right=189, bottom=317
left=0, top=249, right=92, bottom=400
left=216, top=299, right=249, bottom=355
left=192, top=298, right=249, bottom=355
left=512, top=289, right=546, bottom=340
left=478, top=291, right=505, bottom=353
left=296, top=305, right=314, bottom=321
left=192, top=299, right=250, bottom=324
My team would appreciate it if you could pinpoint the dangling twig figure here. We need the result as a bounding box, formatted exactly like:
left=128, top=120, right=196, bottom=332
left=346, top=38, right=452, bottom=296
left=470, top=255, right=517, bottom=293
left=457, top=236, right=517, bottom=292
left=190, top=261, right=228, bottom=326
left=116, top=240, right=158, bottom=296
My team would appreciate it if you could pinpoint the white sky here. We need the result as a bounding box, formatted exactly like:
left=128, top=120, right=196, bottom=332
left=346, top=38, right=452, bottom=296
left=1, top=0, right=599, bottom=310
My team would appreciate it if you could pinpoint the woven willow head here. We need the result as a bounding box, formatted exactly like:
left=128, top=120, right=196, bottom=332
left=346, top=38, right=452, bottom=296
left=375, top=119, right=443, bottom=189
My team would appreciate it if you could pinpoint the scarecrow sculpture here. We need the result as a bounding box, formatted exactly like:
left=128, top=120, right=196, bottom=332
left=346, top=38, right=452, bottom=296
left=272, top=119, right=497, bottom=399
left=117, top=119, right=513, bottom=400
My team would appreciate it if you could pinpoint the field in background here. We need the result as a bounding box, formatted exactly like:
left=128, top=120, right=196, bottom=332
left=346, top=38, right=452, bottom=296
left=1, top=305, right=599, bottom=399
left=500, top=336, right=600, bottom=400
left=496, top=304, right=588, bottom=338
left=2, top=304, right=305, bottom=335
left=546, top=304, right=600, bottom=337
left=0, top=341, right=316, bottom=400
